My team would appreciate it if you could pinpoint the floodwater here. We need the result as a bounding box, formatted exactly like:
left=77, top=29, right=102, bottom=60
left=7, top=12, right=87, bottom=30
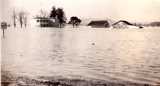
left=2, top=27, right=160, bottom=85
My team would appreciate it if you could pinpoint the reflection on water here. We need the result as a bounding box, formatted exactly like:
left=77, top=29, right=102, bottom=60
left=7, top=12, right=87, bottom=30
left=2, top=27, right=160, bottom=85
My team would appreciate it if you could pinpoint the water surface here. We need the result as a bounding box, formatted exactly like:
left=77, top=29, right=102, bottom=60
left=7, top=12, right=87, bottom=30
left=2, top=27, right=160, bottom=85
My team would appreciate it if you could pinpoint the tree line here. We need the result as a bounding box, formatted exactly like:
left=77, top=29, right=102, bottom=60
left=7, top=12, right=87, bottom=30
left=12, top=6, right=82, bottom=28
left=49, top=6, right=82, bottom=28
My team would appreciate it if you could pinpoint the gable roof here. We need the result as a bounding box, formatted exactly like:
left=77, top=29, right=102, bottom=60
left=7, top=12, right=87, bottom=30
left=112, top=20, right=134, bottom=26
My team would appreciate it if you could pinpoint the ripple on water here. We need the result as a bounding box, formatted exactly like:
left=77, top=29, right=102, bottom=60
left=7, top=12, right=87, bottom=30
left=2, top=27, right=160, bottom=85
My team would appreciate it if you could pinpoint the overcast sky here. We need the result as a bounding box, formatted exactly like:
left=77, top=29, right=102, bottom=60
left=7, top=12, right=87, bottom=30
left=1, top=0, right=160, bottom=22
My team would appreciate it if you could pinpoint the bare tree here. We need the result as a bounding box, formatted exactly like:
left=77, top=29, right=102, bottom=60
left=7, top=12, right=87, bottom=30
left=18, top=12, right=24, bottom=28
left=24, top=15, right=27, bottom=28
left=18, top=11, right=28, bottom=28
left=13, top=10, right=17, bottom=28
left=40, top=9, right=49, bottom=17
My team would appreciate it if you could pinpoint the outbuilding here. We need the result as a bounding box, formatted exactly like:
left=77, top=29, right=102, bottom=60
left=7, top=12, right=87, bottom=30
left=88, top=20, right=110, bottom=28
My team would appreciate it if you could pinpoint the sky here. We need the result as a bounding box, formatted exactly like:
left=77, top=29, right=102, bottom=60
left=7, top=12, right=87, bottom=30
left=0, top=0, right=2, bottom=22
left=1, top=0, right=160, bottom=23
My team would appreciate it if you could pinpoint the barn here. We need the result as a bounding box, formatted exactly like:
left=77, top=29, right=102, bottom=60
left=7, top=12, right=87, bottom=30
left=88, top=20, right=110, bottom=28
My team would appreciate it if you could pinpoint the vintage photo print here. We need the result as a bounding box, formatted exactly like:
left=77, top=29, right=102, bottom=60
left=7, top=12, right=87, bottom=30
left=1, top=0, right=160, bottom=86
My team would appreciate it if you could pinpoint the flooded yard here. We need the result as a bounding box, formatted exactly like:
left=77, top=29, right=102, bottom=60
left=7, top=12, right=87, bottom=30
left=2, top=27, right=160, bottom=86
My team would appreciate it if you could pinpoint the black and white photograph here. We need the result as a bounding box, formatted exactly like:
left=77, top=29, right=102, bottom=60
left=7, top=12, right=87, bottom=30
left=1, top=0, right=160, bottom=86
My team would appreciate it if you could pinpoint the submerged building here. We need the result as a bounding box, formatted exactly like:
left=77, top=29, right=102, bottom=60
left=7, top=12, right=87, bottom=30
left=35, top=17, right=60, bottom=27
left=150, top=22, right=160, bottom=27
left=112, top=20, right=143, bottom=28
left=88, top=20, right=110, bottom=28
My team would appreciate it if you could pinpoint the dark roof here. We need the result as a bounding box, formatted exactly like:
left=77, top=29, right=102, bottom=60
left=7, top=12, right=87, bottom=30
left=88, top=20, right=109, bottom=26
left=112, top=20, right=144, bottom=28
left=150, top=22, right=160, bottom=26
left=112, top=20, right=134, bottom=26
